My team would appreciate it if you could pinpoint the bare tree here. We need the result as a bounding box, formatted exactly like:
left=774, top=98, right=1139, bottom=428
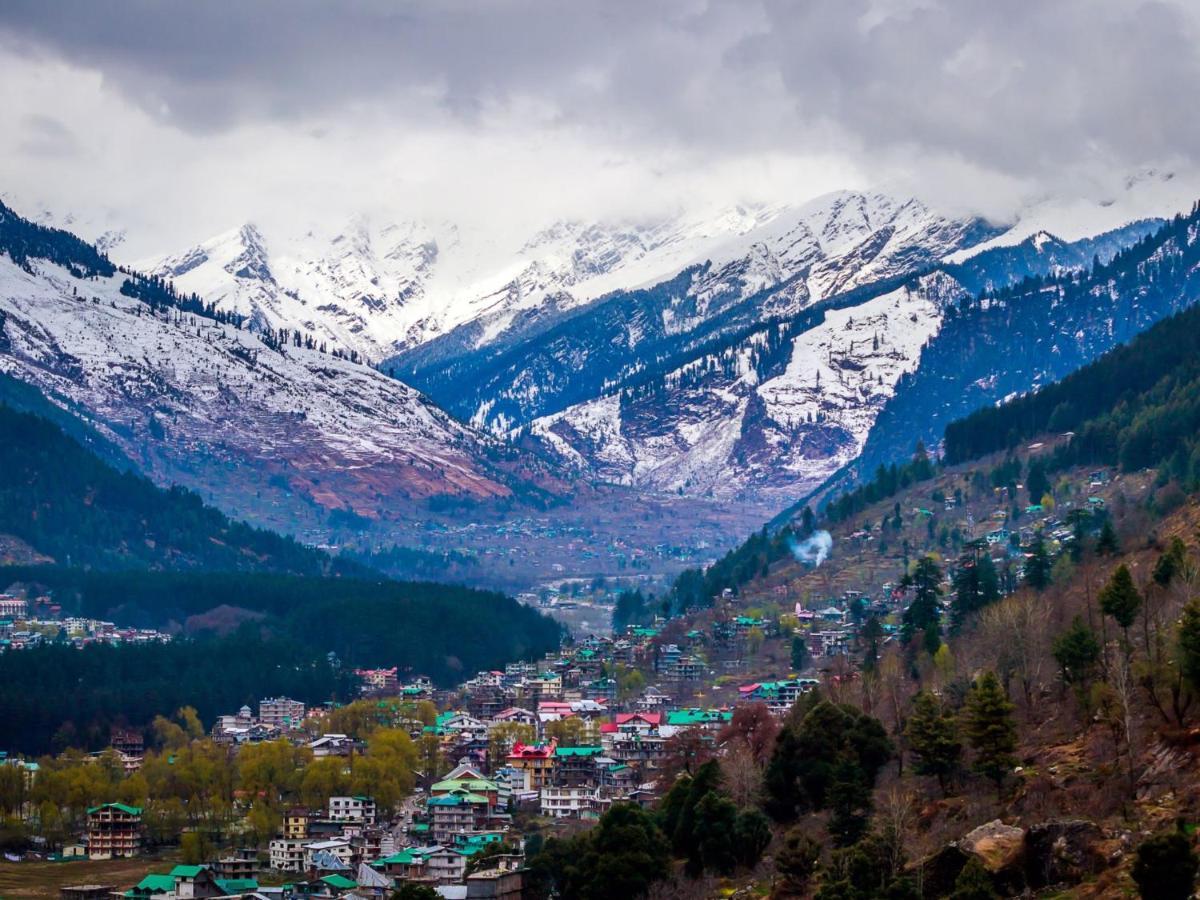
left=720, top=744, right=762, bottom=809
left=981, top=592, right=1049, bottom=719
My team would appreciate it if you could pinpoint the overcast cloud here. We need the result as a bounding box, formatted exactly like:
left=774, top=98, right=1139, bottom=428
left=1, top=0, right=1198, bottom=255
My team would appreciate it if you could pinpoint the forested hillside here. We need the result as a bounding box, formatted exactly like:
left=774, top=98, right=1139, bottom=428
left=0, top=394, right=358, bottom=574
left=856, top=205, right=1200, bottom=477
left=0, top=632, right=348, bottom=755
left=0, top=566, right=561, bottom=681
left=944, top=300, right=1200, bottom=482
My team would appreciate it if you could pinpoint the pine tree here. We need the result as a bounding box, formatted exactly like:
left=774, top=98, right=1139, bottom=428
left=1025, top=533, right=1052, bottom=591
left=962, top=671, right=1017, bottom=794
left=951, top=857, right=1000, bottom=900
left=860, top=616, right=883, bottom=671
left=1153, top=537, right=1187, bottom=587
left=1096, top=519, right=1119, bottom=556
left=1099, top=564, right=1142, bottom=640
left=1051, top=616, right=1101, bottom=686
left=791, top=635, right=810, bottom=672
left=775, top=827, right=821, bottom=894
left=1025, top=458, right=1049, bottom=504
left=1178, top=599, right=1200, bottom=694
left=906, top=691, right=961, bottom=795
left=901, top=556, right=944, bottom=644
left=1131, top=828, right=1198, bottom=900
left=826, top=758, right=871, bottom=847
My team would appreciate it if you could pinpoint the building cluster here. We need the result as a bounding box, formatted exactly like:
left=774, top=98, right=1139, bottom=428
left=0, top=592, right=171, bottom=652
left=209, top=698, right=310, bottom=745
left=36, top=594, right=833, bottom=898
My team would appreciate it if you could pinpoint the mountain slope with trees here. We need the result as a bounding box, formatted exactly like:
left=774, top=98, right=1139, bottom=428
left=856, top=204, right=1200, bottom=479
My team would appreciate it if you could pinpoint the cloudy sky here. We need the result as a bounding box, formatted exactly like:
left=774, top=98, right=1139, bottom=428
left=2, top=0, right=1198, bottom=256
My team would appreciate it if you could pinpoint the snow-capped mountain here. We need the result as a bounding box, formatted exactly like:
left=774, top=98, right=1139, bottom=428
left=517, top=216, right=1166, bottom=506
left=142, top=190, right=1000, bottom=367
left=527, top=273, right=961, bottom=504
left=147, top=218, right=452, bottom=361
left=0, top=201, right=547, bottom=537
left=530, top=271, right=960, bottom=504
left=390, top=191, right=1003, bottom=436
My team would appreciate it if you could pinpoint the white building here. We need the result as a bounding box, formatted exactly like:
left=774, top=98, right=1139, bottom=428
left=540, top=786, right=597, bottom=819
left=329, top=795, right=376, bottom=824
left=268, top=837, right=310, bottom=872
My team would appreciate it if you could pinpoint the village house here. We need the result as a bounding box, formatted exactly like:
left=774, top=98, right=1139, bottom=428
left=354, top=666, right=399, bottom=694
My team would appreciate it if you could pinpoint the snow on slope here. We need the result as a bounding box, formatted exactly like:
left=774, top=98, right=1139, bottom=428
left=944, top=169, right=1200, bottom=264
left=144, top=190, right=995, bottom=364
left=530, top=273, right=961, bottom=503
left=0, top=254, right=520, bottom=523
left=146, top=218, right=452, bottom=363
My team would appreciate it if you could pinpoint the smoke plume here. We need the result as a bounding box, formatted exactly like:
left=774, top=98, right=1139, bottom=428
left=789, top=530, right=833, bottom=567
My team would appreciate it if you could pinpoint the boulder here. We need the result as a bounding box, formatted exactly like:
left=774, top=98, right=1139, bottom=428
left=913, top=820, right=1026, bottom=897
left=960, top=819, right=1026, bottom=874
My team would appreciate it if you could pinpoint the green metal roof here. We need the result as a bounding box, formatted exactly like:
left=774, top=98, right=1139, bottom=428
left=321, top=873, right=358, bottom=888
left=554, top=745, right=604, bottom=757
left=375, top=849, right=416, bottom=865
left=665, top=709, right=732, bottom=726
left=216, top=878, right=258, bottom=891
left=431, top=777, right=498, bottom=792
left=132, top=873, right=175, bottom=892
left=168, top=865, right=206, bottom=877
left=87, top=801, right=142, bottom=815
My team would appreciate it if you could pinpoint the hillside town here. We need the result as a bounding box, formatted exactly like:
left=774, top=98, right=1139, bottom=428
left=0, top=456, right=1142, bottom=898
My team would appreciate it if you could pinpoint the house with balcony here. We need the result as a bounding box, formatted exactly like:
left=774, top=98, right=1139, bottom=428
left=86, top=802, right=141, bottom=859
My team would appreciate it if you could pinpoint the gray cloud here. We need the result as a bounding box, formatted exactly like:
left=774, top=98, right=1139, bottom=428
left=0, top=0, right=1198, bottom=250
left=17, top=113, right=82, bottom=158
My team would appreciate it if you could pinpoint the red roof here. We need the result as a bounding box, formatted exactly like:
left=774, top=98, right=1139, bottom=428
left=599, top=723, right=617, bottom=734
left=508, top=740, right=557, bottom=760
left=615, top=712, right=661, bottom=726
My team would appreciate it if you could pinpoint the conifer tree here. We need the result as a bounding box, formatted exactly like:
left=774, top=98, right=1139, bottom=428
left=1051, top=615, right=1101, bottom=687
left=951, top=857, right=1000, bottom=900
left=1024, top=533, right=1052, bottom=591
left=1099, top=564, right=1142, bottom=643
left=906, top=690, right=961, bottom=795
left=901, top=556, right=943, bottom=644
left=962, top=671, right=1017, bottom=794
left=1132, top=828, right=1198, bottom=900
left=1178, top=599, right=1200, bottom=694
left=1096, top=519, right=1120, bottom=556
left=1025, top=459, right=1049, bottom=504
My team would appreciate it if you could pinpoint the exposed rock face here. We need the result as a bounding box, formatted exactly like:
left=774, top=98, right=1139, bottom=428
left=1024, top=820, right=1109, bottom=889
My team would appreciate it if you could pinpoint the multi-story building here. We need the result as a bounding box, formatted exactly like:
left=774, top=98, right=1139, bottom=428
left=506, top=741, right=557, bottom=790
left=269, top=837, right=310, bottom=872
left=328, top=795, right=376, bottom=825
left=552, top=745, right=604, bottom=787
left=259, top=697, right=306, bottom=729
left=283, top=807, right=310, bottom=840
left=427, top=792, right=495, bottom=843
left=539, top=786, right=598, bottom=819
left=0, top=595, right=28, bottom=618
left=355, top=667, right=399, bottom=694
left=211, top=849, right=258, bottom=880
left=86, top=803, right=142, bottom=858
